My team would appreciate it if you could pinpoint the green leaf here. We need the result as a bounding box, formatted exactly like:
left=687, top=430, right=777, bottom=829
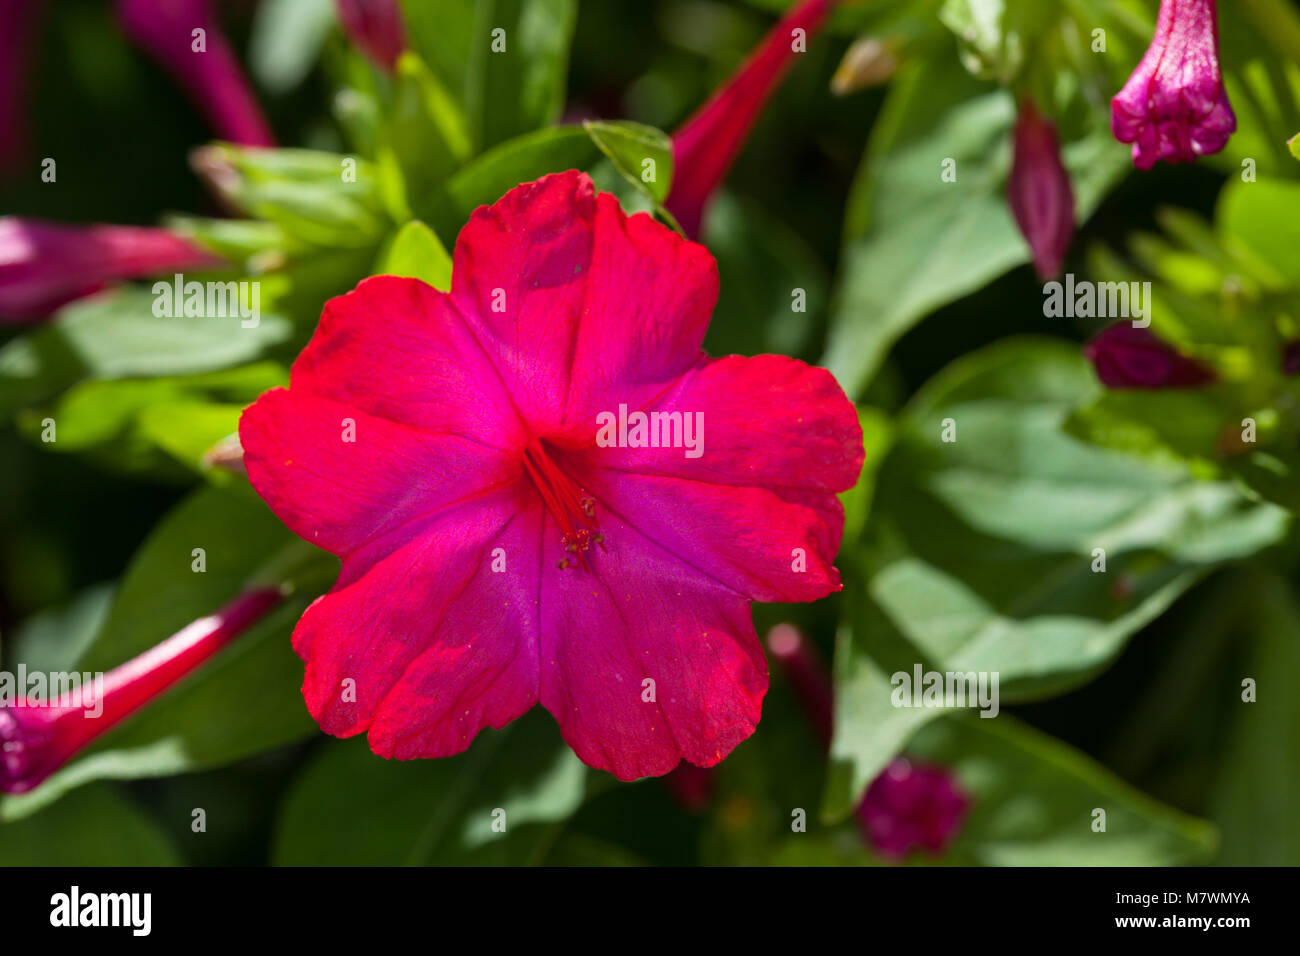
left=1211, top=574, right=1300, bottom=864
left=376, top=220, right=453, bottom=291
left=0, top=289, right=292, bottom=418
left=909, top=715, right=1216, bottom=865
left=824, top=340, right=1288, bottom=819
left=701, top=192, right=827, bottom=359
left=192, top=144, right=388, bottom=248
left=15, top=362, right=284, bottom=479
left=464, top=0, right=578, bottom=152
left=0, top=783, right=180, bottom=865
left=582, top=120, right=674, bottom=205
left=378, top=53, right=475, bottom=220
left=1290, top=131, right=1300, bottom=161
left=273, top=710, right=593, bottom=865
left=1218, top=177, right=1300, bottom=287
left=0, top=487, right=335, bottom=820
left=4, top=583, right=115, bottom=674
left=822, top=46, right=1130, bottom=399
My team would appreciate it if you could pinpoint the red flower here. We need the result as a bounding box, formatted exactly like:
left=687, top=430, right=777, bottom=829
left=855, top=758, right=969, bottom=859
left=1111, top=0, right=1235, bottom=169
left=1007, top=100, right=1075, bottom=280
left=116, top=0, right=275, bottom=147
left=239, top=171, right=864, bottom=780
left=0, top=218, right=223, bottom=323
left=1084, top=323, right=1215, bottom=389
left=666, top=0, right=836, bottom=238
left=335, top=0, right=408, bottom=73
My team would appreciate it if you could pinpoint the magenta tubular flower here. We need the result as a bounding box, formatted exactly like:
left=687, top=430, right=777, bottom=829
left=115, top=0, right=275, bottom=147
left=1008, top=100, right=1075, bottom=280
left=0, top=218, right=223, bottom=323
left=1084, top=323, right=1216, bottom=389
left=1, top=589, right=281, bottom=794
left=239, top=171, right=864, bottom=781
left=666, top=0, right=836, bottom=238
left=335, top=0, right=408, bottom=73
left=856, top=759, right=969, bottom=859
left=1111, top=0, right=1235, bottom=169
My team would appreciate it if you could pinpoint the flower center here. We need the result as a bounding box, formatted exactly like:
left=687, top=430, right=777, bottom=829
left=522, top=441, right=603, bottom=570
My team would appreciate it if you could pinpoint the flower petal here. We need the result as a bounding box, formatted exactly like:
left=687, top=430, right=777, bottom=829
left=539, top=521, right=768, bottom=780
left=292, top=275, right=527, bottom=450
left=450, top=171, right=718, bottom=438
left=240, top=388, right=517, bottom=557
left=294, top=489, right=540, bottom=750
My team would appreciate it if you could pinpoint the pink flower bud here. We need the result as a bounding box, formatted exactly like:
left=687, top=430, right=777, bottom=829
left=0, top=218, right=224, bottom=323
left=1111, top=0, right=1236, bottom=169
left=855, top=758, right=969, bottom=859
left=666, top=0, right=836, bottom=238
left=1007, top=99, right=1075, bottom=280
left=1084, top=323, right=1215, bottom=389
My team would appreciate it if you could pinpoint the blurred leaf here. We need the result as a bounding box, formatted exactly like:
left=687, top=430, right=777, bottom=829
left=274, top=710, right=593, bottom=865
left=823, top=44, right=1129, bottom=399
left=0, top=289, right=292, bottom=418
left=1211, top=574, right=1300, bottom=864
left=824, top=339, right=1288, bottom=819
left=464, top=0, right=578, bottom=152
left=379, top=53, right=474, bottom=220
left=4, top=583, right=115, bottom=674
left=702, top=192, right=827, bottom=359
left=1218, top=177, right=1300, bottom=287
left=938, top=0, right=1057, bottom=84
left=0, top=488, right=335, bottom=821
left=376, top=220, right=453, bottom=291
left=193, top=144, right=388, bottom=248
left=249, top=0, right=336, bottom=94
left=910, top=715, right=1216, bottom=865
left=0, top=783, right=180, bottom=865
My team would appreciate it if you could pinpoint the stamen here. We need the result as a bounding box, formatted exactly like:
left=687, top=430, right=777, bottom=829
left=523, top=441, right=603, bottom=570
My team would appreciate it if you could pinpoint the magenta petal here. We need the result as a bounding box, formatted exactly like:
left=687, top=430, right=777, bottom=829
left=292, top=276, right=528, bottom=448
left=292, top=489, right=538, bottom=750
left=116, top=0, right=275, bottom=147
left=538, top=521, right=768, bottom=781
left=451, top=171, right=718, bottom=438
left=240, top=388, right=519, bottom=558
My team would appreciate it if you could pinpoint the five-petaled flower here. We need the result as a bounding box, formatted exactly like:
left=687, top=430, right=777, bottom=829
left=239, top=170, right=864, bottom=781
left=1111, top=0, right=1236, bottom=169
